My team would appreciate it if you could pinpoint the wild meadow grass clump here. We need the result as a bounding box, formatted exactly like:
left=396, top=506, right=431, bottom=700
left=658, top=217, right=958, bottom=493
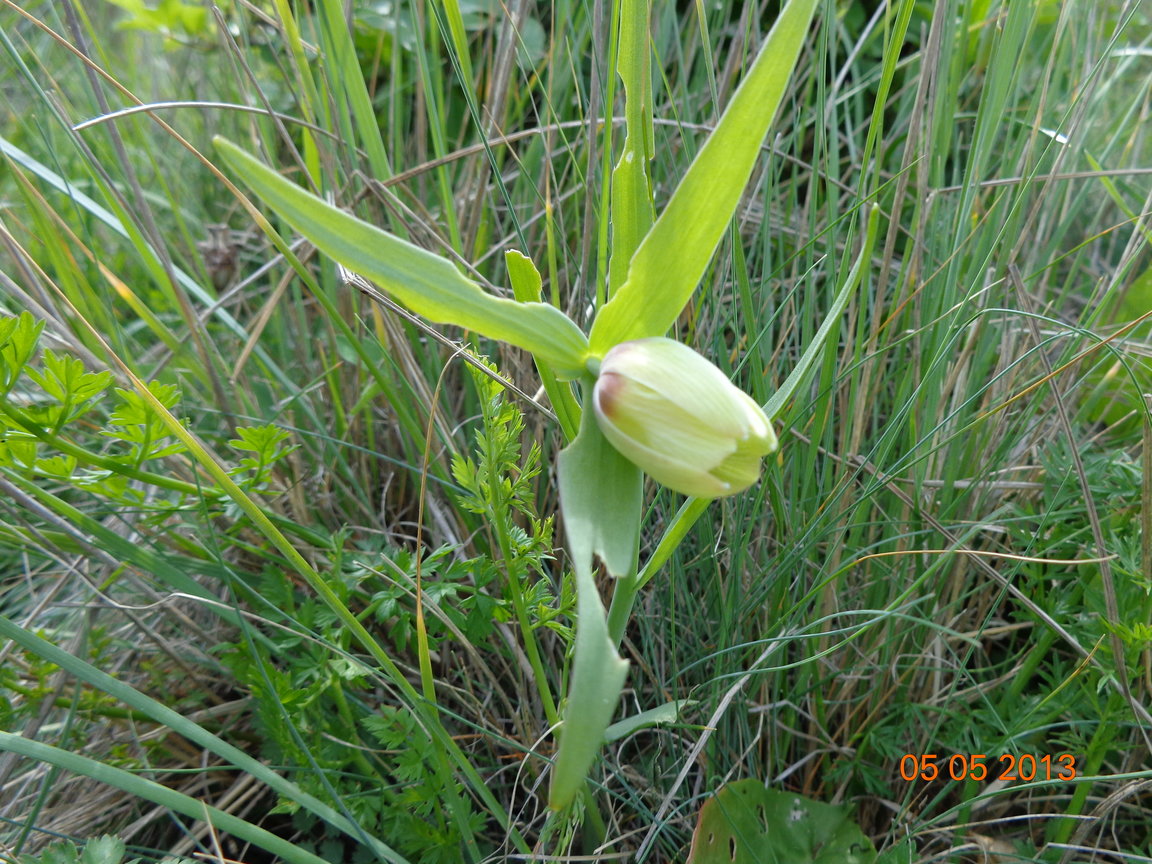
left=1, top=1, right=1151, bottom=862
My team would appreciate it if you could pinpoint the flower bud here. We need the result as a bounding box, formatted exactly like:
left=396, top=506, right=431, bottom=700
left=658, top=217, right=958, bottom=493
left=592, top=338, right=777, bottom=498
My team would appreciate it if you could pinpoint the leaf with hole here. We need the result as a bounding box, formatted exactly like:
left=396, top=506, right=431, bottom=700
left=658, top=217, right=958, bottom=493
left=687, top=780, right=876, bottom=864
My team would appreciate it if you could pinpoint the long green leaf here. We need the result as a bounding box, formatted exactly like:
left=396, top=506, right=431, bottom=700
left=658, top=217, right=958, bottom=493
left=317, top=0, right=395, bottom=184
left=0, top=732, right=333, bottom=864
left=607, top=0, right=654, bottom=296
left=214, top=138, right=589, bottom=379
left=0, top=135, right=303, bottom=395
left=548, top=389, right=640, bottom=809
left=0, top=137, right=230, bottom=335
left=589, top=0, right=819, bottom=353
left=0, top=469, right=246, bottom=630
left=0, top=615, right=408, bottom=864
left=46, top=297, right=525, bottom=852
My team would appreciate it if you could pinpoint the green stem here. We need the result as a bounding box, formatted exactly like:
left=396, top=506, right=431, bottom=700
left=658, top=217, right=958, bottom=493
left=1046, top=692, right=1122, bottom=850
left=0, top=402, right=213, bottom=497
left=636, top=496, right=710, bottom=591
left=330, top=680, right=378, bottom=779
left=494, top=511, right=560, bottom=726
left=579, top=784, right=608, bottom=850
left=605, top=571, right=641, bottom=648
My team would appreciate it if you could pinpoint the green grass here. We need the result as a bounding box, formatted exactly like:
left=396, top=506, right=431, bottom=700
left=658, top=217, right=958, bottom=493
left=2, top=0, right=1151, bottom=862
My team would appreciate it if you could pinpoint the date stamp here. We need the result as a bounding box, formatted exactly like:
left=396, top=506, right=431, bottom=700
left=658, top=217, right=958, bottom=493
left=899, top=753, right=1076, bottom=783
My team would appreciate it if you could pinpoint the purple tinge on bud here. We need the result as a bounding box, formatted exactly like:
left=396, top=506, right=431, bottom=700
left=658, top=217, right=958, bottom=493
left=592, top=338, right=778, bottom=498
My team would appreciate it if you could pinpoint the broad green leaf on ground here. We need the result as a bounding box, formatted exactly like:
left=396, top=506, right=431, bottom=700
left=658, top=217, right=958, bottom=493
left=687, top=780, right=876, bottom=864
left=214, top=138, right=589, bottom=378
left=589, top=0, right=820, bottom=354
left=548, top=395, right=641, bottom=809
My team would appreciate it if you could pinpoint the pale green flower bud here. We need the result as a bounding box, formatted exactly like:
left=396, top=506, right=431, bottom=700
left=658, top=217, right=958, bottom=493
left=592, top=337, right=778, bottom=498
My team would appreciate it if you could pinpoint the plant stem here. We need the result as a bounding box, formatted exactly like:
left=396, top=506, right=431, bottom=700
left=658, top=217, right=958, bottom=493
left=494, top=512, right=560, bottom=726
left=605, top=571, right=641, bottom=648
left=0, top=402, right=212, bottom=497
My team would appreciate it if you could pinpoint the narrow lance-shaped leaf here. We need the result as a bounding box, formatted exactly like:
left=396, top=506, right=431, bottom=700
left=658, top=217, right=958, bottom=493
left=605, top=699, right=695, bottom=743
left=607, top=0, right=654, bottom=296
left=214, top=138, right=589, bottom=378
left=0, top=137, right=242, bottom=338
left=763, top=204, right=880, bottom=421
left=505, top=250, right=582, bottom=441
left=590, top=0, right=819, bottom=354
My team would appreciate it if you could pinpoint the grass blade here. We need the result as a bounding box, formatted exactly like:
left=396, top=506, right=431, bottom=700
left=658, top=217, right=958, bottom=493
left=0, top=731, right=334, bottom=864
left=0, top=614, right=408, bottom=864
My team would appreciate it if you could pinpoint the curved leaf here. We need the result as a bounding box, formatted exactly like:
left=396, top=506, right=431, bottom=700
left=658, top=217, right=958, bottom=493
left=214, top=138, right=589, bottom=378
left=605, top=699, right=695, bottom=743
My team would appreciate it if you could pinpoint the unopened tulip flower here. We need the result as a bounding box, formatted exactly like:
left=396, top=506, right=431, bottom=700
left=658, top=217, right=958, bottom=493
left=591, top=338, right=778, bottom=498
